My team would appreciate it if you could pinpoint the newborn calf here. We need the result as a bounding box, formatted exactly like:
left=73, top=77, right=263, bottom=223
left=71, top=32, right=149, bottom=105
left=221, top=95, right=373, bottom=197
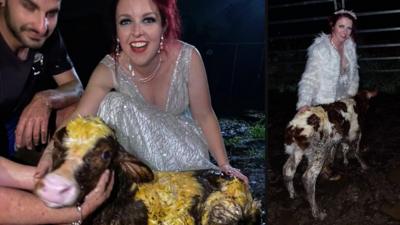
left=283, top=90, right=376, bottom=219
left=34, top=116, right=261, bottom=225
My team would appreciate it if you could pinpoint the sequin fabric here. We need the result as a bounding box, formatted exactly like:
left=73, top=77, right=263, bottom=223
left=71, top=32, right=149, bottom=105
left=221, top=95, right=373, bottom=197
left=97, top=42, right=218, bottom=171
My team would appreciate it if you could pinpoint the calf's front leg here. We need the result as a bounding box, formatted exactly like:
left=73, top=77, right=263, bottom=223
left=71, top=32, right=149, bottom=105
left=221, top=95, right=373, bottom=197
left=341, top=142, right=350, bottom=166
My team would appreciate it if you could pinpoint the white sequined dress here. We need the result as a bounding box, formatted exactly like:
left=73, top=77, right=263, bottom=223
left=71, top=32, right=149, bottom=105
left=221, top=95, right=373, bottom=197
left=97, top=42, right=218, bottom=171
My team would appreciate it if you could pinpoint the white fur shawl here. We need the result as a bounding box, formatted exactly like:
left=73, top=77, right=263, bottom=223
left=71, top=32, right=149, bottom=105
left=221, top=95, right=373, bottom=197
left=296, top=33, right=359, bottom=109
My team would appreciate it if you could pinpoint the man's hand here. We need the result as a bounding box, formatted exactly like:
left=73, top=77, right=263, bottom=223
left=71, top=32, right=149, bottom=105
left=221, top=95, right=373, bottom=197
left=15, top=91, right=52, bottom=150
left=34, top=141, right=54, bottom=182
left=81, top=170, right=114, bottom=218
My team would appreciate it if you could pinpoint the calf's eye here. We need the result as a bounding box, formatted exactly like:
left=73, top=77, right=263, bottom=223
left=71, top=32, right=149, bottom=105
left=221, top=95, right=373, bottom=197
left=101, top=151, right=112, bottom=160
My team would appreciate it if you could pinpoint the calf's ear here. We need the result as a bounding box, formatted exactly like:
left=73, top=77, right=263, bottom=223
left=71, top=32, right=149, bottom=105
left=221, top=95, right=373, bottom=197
left=114, top=144, right=154, bottom=183
left=53, top=127, right=67, bottom=147
left=52, top=127, right=68, bottom=170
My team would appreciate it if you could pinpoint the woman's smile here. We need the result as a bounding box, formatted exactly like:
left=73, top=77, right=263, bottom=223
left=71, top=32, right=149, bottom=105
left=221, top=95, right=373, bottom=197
left=130, top=41, right=148, bottom=53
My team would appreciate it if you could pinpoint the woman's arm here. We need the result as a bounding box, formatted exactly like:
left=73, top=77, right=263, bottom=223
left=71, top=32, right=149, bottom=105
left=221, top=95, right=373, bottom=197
left=187, top=48, right=248, bottom=183
left=296, top=48, right=322, bottom=110
left=35, top=62, right=115, bottom=179
left=187, top=48, right=228, bottom=166
left=63, top=63, right=116, bottom=121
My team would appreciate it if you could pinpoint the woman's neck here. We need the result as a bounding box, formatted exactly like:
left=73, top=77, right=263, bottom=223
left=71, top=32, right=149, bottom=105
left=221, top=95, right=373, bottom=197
left=330, top=36, right=344, bottom=52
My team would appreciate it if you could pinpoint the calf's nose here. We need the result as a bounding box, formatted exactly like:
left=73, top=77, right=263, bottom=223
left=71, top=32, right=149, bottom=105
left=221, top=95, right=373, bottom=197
left=36, top=173, right=79, bottom=208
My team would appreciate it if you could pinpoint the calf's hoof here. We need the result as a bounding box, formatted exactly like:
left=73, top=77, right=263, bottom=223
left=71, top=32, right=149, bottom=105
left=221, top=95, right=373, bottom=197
left=361, top=164, right=369, bottom=171
left=288, top=190, right=297, bottom=199
left=312, top=209, right=327, bottom=220
left=328, top=173, right=341, bottom=181
left=318, top=211, right=327, bottom=220
left=321, top=167, right=341, bottom=181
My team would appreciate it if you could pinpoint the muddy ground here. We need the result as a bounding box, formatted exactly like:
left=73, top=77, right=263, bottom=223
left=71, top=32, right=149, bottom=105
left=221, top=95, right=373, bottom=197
left=267, top=91, right=400, bottom=225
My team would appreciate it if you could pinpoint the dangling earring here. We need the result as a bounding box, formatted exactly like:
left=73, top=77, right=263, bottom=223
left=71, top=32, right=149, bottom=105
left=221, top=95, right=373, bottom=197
left=115, top=38, right=121, bottom=57
left=157, top=35, right=164, bottom=54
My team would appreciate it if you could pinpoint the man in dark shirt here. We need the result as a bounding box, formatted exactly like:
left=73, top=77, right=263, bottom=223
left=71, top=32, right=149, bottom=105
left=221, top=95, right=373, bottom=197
left=0, top=2, right=115, bottom=223
left=0, top=0, right=83, bottom=158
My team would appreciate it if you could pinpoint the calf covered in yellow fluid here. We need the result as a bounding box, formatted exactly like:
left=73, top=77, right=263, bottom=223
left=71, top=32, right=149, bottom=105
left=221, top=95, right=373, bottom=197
left=34, top=116, right=260, bottom=225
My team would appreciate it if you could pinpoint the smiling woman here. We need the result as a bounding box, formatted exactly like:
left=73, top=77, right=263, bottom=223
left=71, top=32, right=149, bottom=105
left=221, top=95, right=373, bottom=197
left=296, top=9, right=359, bottom=113
left=115, top=0, right=164, bottom=75
left=36, top=0, right=249, bottom=186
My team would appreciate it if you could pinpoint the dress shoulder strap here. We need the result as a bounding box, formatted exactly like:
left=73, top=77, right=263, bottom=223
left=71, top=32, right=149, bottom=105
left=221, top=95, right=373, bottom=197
left=100, top=54, right=116, bottom=69
left=99, top=54, right=118, bottom=88
left=176, top=41, right=195, bottom=83
left=179, top=41, right=194, bottom=62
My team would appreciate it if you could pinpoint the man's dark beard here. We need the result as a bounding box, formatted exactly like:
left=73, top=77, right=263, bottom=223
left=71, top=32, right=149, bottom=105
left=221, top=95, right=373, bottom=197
left=4, top=3, right=25, bottom=48
left=3, top=3, right=48, bottom=49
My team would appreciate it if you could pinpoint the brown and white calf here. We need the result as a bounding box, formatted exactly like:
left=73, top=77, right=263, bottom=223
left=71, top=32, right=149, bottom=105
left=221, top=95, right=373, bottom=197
left=34, top=117, right=260, bottom=225
left=283, top=90, right=377, bottom=220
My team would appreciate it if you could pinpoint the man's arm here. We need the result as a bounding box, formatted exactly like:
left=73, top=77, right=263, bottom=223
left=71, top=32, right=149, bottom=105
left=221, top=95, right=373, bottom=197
left=0, top=156, right=35, bottom=190
left=15, top=68, right=83, bottom=150
left=38, top=68, right=83, bottom=110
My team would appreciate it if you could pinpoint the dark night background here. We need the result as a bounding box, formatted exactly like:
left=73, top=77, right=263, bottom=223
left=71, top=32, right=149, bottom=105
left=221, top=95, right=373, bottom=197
left=268, top=1, right=400, bottom=224
left=57, top=0, right=266, bottom=116
left=268, top=0, right=400, bottom=93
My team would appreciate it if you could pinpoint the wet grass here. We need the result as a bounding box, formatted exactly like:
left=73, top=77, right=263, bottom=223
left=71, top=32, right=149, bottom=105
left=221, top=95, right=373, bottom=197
left=219, top=111, right=266, bottom=224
